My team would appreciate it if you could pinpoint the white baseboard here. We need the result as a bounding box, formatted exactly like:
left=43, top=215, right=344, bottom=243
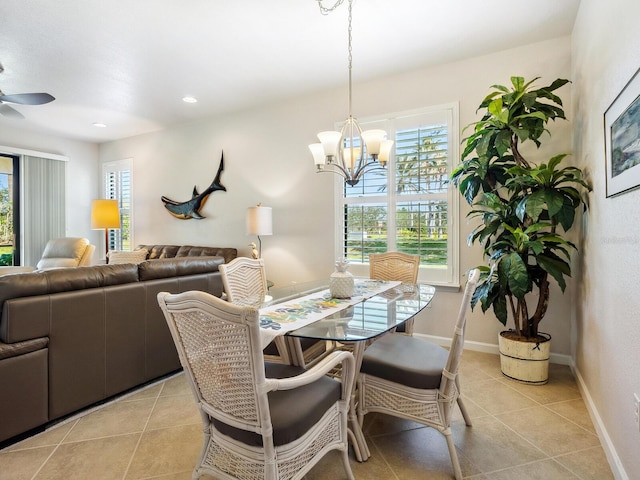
left=571, top=363, right=629, bottom=480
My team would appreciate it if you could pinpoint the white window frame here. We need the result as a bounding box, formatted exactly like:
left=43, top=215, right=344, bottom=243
left=333, top=103, right=460, bottom=287
left=102, top=158, right=133, bottom=251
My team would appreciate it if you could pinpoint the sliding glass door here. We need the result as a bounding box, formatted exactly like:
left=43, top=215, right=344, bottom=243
left=0, top=154, right=19, bottom=266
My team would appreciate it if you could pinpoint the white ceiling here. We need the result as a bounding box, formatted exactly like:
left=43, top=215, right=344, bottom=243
left=0, top=0, right=580, bottom=144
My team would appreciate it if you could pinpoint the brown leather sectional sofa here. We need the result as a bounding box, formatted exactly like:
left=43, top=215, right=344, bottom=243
left=0, top=245, right=237, bottom=445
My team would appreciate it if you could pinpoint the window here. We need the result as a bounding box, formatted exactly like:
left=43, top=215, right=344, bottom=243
left=102, top=159, right=133, bottom=250
left=336, top=104, right=459, bottom=286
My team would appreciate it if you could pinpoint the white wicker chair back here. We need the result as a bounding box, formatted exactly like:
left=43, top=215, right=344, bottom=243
left=158, top=291, right=268, bottom=429
left=219, top=257, right=267, bottom=307
left=369, top=251, right=420, bottom=284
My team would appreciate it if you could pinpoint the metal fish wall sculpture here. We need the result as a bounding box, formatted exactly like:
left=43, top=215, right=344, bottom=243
left=161, top=152, right=226, bottom=219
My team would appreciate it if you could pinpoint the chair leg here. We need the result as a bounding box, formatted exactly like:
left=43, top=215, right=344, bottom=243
left=444, top=428, right=463, bottom=480
left=341, top=447, right=355, bottom=480
left=457, top=397, right=472, bottom=427
left=455, top=377, right=472, bottom=426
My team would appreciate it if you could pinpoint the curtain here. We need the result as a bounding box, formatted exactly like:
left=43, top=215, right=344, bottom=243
left=22, top=155, right=66, bottom=265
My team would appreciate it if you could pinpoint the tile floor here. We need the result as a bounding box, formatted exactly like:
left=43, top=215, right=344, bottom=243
left=0, top=350, right=614, bottom=480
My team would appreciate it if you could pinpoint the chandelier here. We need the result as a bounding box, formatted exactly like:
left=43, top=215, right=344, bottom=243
left=308, top=0, right=393, bottom=186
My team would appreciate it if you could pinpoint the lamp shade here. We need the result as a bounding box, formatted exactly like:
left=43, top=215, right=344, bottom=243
left=246, top=205, right=272, bottom=236
left=91, top=199, right=121, bottom=230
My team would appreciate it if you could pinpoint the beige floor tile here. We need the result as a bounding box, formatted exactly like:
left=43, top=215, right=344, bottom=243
left=34, top=434, right=140, bottom=480
left=370, top=422, right=480, bottom=479
left=452, top=415, right=546, bottom=473
left=547, top=363, right=580, bottom=385
left=303, top=448, right=392, bottom=480
left=120, top=383, right=163, bottom=403
left=0, top=446, right=55, bottom=480
left=145, top=395, right=201, bottom=430
left=462, top=378, right=539, bottom=414
left=546, top=398, right=597, bottom=435
left=63, top=398, right=156, bottom=442
left=453, top=394, right=492, bottom=422
left=458, top=363, right=498, bottom=387
left=139, top=472, right=217, bottom=480
left=460, top=350, right=503, bottom=379
left=555, top=446, right=615, bottom=480
left=125, top=423, right=203, bottom=480
left=498, top=375, right=581, bottom=405
left=483, top=458, right=580, bottom=479
left=159, top=373, right=192, bottom=397
left=3, top=422, right=75, bottom=452
left=362, top=412, right=424, bottom=437
left=496, top=406, right=601, bottom=457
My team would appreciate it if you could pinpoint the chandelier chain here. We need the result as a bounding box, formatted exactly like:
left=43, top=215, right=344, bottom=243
left=315, top=0, right=344, bottom=15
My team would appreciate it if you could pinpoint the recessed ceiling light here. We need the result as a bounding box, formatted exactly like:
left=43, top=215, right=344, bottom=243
left=182, top=96, right=198, bottom=103
left=92, top=122, right=107, bottom=128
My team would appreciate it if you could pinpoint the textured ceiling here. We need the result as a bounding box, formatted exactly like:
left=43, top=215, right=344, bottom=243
left=0, top=0, right=580, bottom=144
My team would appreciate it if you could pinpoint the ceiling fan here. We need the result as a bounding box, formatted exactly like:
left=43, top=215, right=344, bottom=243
left=0, top=62, right=55, bottom=119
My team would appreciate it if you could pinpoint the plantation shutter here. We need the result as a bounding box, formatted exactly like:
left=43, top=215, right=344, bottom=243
left=103, top=159, right=132, bottom=250
left=339, top=105, right=459, bottom=285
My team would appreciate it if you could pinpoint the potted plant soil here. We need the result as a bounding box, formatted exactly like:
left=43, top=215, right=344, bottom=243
left=451, top=76, right=591, bottom=384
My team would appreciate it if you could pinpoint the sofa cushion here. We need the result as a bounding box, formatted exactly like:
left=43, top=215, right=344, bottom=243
left=108, top=249, right=149, bottom=265
left=137, top=256, right=224, bottom=281
left=139, top=245, right=237, bottom=264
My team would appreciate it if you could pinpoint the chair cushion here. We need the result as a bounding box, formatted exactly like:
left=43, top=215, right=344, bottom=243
left=361, top=334, right=449, bottom=389
left=212, top=362, right=342, bottom=447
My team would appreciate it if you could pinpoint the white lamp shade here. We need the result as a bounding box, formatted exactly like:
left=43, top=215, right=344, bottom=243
left=317, top=131, right=342, bottom=157
left=91, top=199, right=121, bottom=229
left=247, top=205, right=272, bottom=236
left=342, top=147, right=361, bottom=169
left=309, top=143, right=326, bottom=166
left=378, top=139, right=394, bottom=165
left=361, top=129, right=386, bottom=155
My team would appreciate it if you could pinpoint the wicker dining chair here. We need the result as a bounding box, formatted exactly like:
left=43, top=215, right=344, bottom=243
left=157, top=290, right=356, bottom=480
left=369, top=251, right=420, bottom=334
left=220, top=257, right=325, bottom=366
left=220, top=257, right=291, bottom=364
left=357, top=269, right=480, bottom=480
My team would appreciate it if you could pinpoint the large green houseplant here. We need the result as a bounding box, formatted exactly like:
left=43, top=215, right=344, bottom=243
left=451, top=76, right=591, bottom=382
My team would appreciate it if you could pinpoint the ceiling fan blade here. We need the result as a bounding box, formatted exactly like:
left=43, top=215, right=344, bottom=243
left=0, top=103, right=25, bottom=119
left=0, top=92, right=55, bottom=105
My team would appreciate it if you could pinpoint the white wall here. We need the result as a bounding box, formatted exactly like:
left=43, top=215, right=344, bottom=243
left=0, top=124, right=100, bottom=261
left=572, top=0, right=640, bottom=478
left=99, top=35, right=575, bottom=354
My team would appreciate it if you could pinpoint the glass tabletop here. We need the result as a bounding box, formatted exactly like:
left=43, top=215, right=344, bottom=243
left=266, top=281, right=435, bottom=342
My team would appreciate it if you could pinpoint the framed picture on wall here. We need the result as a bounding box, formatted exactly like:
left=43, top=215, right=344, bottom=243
left=605, top=66, right=640, bottom=197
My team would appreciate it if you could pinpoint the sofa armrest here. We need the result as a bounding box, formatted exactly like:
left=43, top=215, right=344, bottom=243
left=0, top=337, right=49, bottom=360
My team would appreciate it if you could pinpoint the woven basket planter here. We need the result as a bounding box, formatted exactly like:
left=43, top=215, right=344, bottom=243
left=498, top=331, right=551, bottom=385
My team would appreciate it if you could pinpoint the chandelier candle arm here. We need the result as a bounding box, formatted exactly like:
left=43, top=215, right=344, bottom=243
left=309, top=0, right=393, bottom=186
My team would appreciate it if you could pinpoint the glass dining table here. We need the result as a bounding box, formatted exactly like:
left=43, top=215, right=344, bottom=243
left=259, top=279, right=436, bottom=461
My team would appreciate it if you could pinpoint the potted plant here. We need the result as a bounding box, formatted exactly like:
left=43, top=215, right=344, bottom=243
left=451, top=76, right=591, bottom=384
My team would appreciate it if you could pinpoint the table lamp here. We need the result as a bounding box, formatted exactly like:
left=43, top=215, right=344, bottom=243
left=246, top=203, right=272, bottom=258
left=91, top=199, right=121, bottom=262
